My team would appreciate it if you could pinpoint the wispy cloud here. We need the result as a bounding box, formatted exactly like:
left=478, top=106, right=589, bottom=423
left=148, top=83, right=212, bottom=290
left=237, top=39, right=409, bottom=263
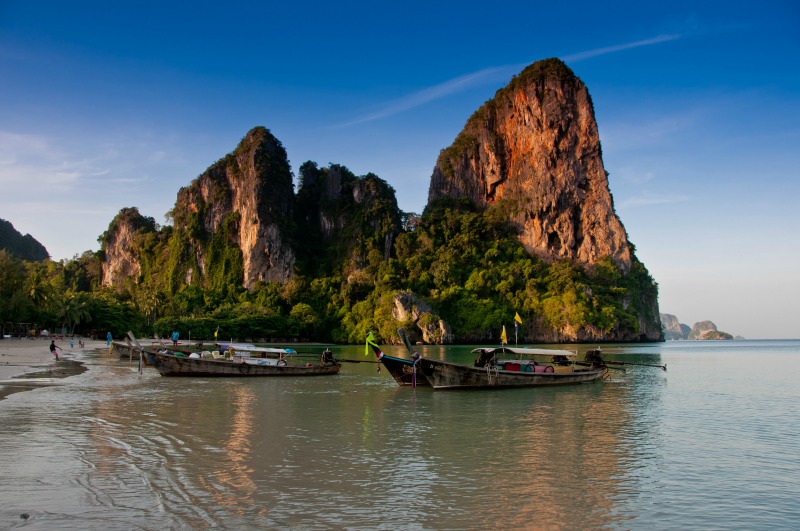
left=335, top=66, right=514, bottom=128
left=563, top=34, right=682, bottom=62
left=339, top=34, right=683, bottom=127
left=0, top=130, right=125, bottom=198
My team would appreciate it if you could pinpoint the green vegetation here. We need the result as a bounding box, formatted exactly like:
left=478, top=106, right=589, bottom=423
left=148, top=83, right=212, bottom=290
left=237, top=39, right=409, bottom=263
left=0, top=178, right=658, bottom=345
left=436, top=133, right=479, bottom=180
left=504, top=57, right=578, bottom=92
left=0, top=117, right=658, bottom=343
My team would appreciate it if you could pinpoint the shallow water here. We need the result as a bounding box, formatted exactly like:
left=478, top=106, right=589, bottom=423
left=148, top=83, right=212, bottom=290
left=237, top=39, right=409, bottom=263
left=1, top=340, right=798, bottom=529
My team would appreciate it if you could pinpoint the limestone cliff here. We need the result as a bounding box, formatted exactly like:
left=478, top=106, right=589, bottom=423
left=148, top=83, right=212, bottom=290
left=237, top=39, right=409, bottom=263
left=295, top=162, right=402, bottom=276
left=427, top=58, right=663, bottom=342
left=100, top=207, right=158, bottom=288
left=688, top=320, right=733, bottom=340
left=660, top=313, right=690, bottom=340
left=171, top=127, right=296, bottom=290
left=428, top=58, right=631, bottom=272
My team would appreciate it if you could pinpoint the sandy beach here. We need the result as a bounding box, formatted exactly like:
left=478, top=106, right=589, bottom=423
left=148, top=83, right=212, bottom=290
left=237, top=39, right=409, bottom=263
left=0, top=337, right=109, bottom=400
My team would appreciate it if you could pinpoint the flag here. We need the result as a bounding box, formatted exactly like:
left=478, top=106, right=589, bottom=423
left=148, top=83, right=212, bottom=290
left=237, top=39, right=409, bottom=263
left=501, top=325, right=507, bottom=345
left=365, top=332, right=384, bottom=373
left=514, top=312, right=523, bottom=324
left=365, top=332, right=381, bottom=357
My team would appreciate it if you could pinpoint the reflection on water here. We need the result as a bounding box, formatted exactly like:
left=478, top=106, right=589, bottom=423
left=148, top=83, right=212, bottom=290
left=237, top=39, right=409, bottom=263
left=0, top=341, right=798, bottom=529
left=204, top=383, right=257, bottom=511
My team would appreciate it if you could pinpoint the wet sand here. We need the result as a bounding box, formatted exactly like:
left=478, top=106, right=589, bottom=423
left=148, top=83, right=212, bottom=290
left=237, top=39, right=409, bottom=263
left=0, top=338, right=107, bottom=400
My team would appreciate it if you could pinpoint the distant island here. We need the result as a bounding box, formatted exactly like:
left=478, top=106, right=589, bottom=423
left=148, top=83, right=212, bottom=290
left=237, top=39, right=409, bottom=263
left=660, top=314, right=739, bottom=340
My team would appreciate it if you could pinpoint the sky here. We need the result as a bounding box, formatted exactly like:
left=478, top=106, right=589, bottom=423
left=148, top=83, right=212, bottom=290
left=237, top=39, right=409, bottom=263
left=1, top=1, right=798, bottom=339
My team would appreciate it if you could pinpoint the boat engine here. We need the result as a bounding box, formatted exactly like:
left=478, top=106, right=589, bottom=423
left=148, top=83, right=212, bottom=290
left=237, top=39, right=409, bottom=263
left=321, top=348, right=336, bottom=365
left=473, top=350, right=495, bottom=368
left=584, top=349, right=606, bottom=368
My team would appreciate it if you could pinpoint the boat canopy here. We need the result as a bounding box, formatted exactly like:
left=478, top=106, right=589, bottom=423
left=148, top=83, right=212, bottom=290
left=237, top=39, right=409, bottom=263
left=217, top=343, right=297, bottom=355
left=471, top=347, right=576, bottom=358
left=217, top=342, right=255, bottom=350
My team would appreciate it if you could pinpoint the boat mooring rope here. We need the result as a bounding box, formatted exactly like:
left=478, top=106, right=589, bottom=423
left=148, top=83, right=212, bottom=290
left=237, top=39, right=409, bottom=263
left=485, top=364, right=499, bottom=384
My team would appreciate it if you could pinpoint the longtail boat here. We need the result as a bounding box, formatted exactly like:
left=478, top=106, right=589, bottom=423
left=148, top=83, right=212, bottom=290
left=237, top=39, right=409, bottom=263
left=141, top=341, right=340, bottom=377
left=365, top=330, right=429, bottom=386
left=416, top=347, right=607, bottom=390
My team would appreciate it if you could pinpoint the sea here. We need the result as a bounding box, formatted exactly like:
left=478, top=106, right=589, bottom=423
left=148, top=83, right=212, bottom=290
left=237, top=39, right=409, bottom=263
left=1, top=340, right=798, bottom=530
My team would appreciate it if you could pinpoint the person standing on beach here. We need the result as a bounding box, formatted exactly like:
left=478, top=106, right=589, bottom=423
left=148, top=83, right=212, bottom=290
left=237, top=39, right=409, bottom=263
left=106, top=331, right=112, bottom=346
left=49, top=340, right=61, bottom=361
left=171, top=330, right=179, bottom=346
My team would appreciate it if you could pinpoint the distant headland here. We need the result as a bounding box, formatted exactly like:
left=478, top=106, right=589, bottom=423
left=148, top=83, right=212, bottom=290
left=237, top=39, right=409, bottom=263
left=660, top=314, right=741, bottom=340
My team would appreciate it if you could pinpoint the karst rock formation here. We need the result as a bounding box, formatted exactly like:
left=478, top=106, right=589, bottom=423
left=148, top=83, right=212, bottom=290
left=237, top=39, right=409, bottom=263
left=172, top=126, right=296, bottom=290
left=428, top=58, right=632, bottom=273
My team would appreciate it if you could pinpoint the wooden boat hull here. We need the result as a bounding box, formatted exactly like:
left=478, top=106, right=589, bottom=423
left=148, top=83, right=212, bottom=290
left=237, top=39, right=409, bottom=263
left=144, top=349, right=340, bottom=377
left=379, top=354, right=429, bottom=386
left=418, top=358, right=605, bottom=389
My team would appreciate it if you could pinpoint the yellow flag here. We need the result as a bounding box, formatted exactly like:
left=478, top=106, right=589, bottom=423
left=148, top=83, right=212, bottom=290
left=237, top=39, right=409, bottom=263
left=514, top=312, right=522, bottom=324
left=501, top=325, right=507, bottom=345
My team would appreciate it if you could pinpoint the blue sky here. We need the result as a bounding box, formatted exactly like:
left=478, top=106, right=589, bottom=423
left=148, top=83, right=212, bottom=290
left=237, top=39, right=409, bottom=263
left=1, top=1, right=798, bottom=338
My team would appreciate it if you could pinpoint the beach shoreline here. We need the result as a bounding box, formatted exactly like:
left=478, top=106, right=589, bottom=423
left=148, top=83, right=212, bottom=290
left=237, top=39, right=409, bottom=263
left=0, top=337, right=108, bottom=400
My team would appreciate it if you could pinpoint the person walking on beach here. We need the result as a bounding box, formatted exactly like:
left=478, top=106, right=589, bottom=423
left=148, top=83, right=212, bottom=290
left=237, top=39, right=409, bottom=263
left=49, top=340, right=61, bottom=361
left=106, top=331, right=112, bottom=346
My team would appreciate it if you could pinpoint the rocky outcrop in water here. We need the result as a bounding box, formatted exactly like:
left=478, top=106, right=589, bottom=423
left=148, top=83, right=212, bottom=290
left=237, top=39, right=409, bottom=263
left=688, top=320, right=733, bottom=340
left=661, top=313, right=691, bottom=340
left=428, top=58, right=632, bottom=272
left=661, top=314, right=735, bottom=340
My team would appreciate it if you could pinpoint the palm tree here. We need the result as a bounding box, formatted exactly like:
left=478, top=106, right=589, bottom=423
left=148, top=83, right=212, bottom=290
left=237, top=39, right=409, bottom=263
left=56, top=294, right=92, bottom=335
left=135, top=287, right=159, bottom=326
left=26, top=269, right=53, bottom=309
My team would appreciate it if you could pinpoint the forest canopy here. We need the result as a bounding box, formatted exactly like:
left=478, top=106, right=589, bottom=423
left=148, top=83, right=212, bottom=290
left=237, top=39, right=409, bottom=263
left=0, top=181, right=658, bottom=345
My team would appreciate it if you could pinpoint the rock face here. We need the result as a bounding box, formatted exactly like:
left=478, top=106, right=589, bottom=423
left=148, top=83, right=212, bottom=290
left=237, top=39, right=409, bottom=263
left=428, top=58, right=631, bottom=272
left=661, top=313, right=690, bottom=340
left=172, top=127, right=296, bottom=289
left=661, top=315, right=735, bottom=340
left=392, top=291, right=453, bottom=344
left=687, top=320, right=735, bottom=340
left=101, top=132, right=403, bottom=294
left=295, top=163, right=402, bottom=275
left=100, top=208, right=157, bottom=287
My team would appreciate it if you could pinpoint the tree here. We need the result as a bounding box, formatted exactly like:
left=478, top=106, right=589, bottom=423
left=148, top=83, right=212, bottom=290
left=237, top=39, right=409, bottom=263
left=55, top=293, right=92, bottom=335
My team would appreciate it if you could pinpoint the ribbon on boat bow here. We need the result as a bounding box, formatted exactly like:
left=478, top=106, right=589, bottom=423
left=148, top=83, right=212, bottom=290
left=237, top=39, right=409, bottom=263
left=365, top=332, right=382, bottom=373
